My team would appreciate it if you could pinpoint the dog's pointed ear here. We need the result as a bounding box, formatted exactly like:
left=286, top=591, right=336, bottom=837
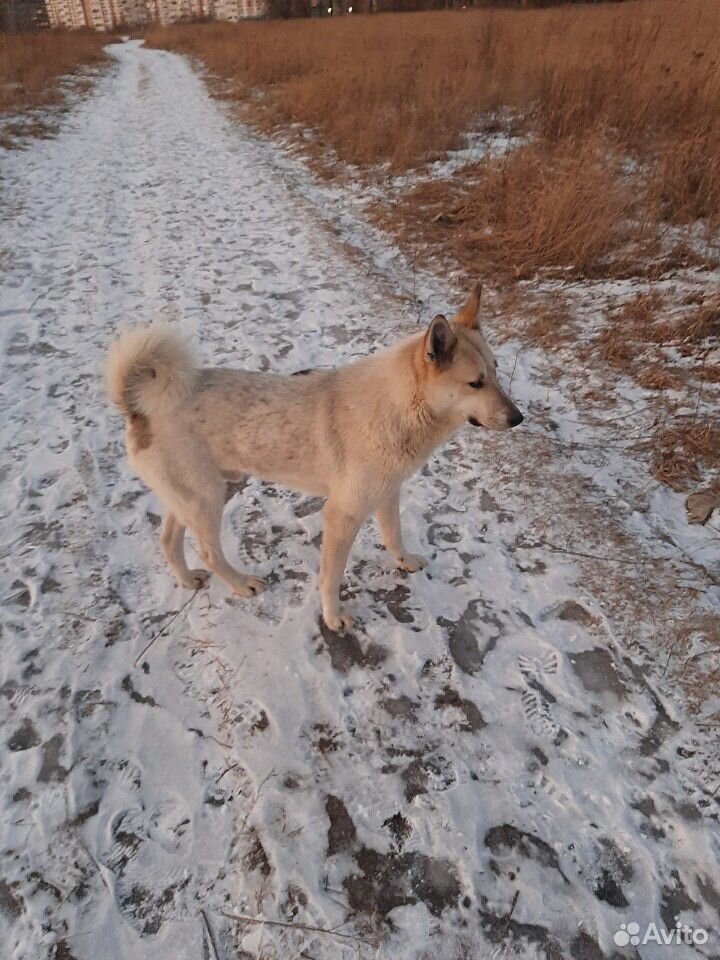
left=425, top=314, right=457, bottom=369
left=455, top=282, right=483, bottom=329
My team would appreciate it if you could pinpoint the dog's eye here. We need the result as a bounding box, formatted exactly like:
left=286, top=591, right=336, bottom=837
left=468, top=378, right=484, bottom=390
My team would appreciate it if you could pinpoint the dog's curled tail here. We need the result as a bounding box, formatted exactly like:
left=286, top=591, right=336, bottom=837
left=106, top=324, right=197, bottom=419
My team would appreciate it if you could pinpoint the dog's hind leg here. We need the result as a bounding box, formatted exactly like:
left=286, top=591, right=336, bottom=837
left=186, top=490, right=265, bottom=599
left=135, top=444, right=263, bottom=599
left=375, top=488, right=426, bottom=573
left=160, top=512, right=210, bottom=590
left=319, top=500, right=362, bottom=631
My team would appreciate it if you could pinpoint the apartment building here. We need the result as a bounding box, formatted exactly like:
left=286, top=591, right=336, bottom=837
left=45, top=0, right=121, bottom=28
left=118, top=0, right=151, bottom=24
left=45, top=0, right=87, bottom=28
left=89, top=0, right=116, bottom=28
left=212, top=0, right=264, bottom=20
left=44, top=0, right=265, bottom=28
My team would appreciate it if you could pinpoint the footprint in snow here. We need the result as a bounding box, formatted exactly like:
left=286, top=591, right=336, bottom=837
left=101, top=794, right=195, bottom=936
left=516, top=647, right=564, bottom=742
left=520, top=687, right=564, bottom=744
left=518, top=649, right=560, bottom=680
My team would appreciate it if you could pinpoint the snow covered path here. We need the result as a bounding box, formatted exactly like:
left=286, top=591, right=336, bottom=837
left=1, top=41, right=719, bottom=960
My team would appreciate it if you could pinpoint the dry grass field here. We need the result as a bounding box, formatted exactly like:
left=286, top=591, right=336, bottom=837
left=0, top=30, right=108, bottom=115
left=145, top=4, right=718, bottom=171
left=144, top=1, right=720, bottom=277
left=145, top=3, right=720, bottom=494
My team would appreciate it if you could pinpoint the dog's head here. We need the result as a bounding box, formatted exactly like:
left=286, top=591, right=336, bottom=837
left=422, top=283, right=523, bottom=431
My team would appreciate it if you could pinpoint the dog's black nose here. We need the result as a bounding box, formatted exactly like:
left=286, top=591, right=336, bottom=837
left=508, top=409, right=524, bottom=428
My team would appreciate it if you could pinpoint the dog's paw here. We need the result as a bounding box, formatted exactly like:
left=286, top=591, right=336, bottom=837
left=180, top=569, right=210, bottom=590
left=322, top=607, right=354, bottom=633
left=397, top=553, right=426, bottom=573
left=234, top=575, right=265, bottom=598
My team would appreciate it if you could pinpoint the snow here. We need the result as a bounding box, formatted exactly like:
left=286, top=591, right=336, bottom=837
left=1, top=40, right=719, bottom=960
left=378, top=123, right=526, bottom=194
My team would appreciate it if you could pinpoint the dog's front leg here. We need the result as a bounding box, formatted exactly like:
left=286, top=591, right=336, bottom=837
left=376, top=488, right=426, bottom=573
left=319, top=500, right=362, bottom=631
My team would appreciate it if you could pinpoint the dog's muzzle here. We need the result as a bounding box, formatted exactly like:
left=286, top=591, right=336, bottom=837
left=508, top=409, right=524, bottom=428
left=467, top=410, right=524, bottom=429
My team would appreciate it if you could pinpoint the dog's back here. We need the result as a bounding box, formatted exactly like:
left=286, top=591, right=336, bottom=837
left=106, top=324, right=427, bottom=499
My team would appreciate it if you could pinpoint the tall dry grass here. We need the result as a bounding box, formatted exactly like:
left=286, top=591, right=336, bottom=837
left=146, top=3, right=720, bottom=492
left=145, top=2, right=720, bottom=277
left=377, top=136, right=638, bottom=279
left=145, top=3, right=720, bottom=168
left=0, top=31, right=108, bottom=114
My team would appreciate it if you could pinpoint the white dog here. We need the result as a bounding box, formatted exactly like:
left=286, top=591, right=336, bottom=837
left=106, top=284, right=523, bottom=630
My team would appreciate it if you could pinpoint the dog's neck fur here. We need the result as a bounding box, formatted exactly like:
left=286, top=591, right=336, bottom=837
left=355, top=333, right=459, bottom=470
